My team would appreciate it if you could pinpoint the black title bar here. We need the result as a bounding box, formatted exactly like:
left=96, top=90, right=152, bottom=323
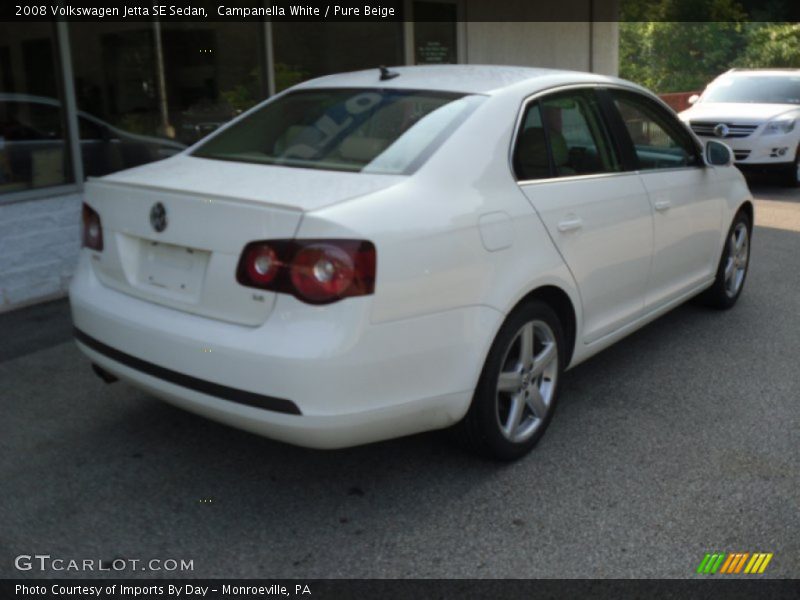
left=3, top=579, right=800, bottom=600
left=4, top=0, right=800, bottom=23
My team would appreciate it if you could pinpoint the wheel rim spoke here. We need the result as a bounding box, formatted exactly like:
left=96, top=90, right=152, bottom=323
left=734, top=228, right=745, bottom=252
left=526, top=385, right=547, bottom=419
left=724, top=258, right=735, bottom=283
left=738, top=237, right=748, bottom=263
left=531, top=342, right=556, bottom=377
left=498, top=370, right=523, bottom=393
left=503, top=394, right=525, bottom=436
left=520, top=323, right=535, bottom=369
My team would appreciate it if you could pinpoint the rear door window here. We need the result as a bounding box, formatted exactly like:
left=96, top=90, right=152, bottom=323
left=513, top=89, right=621, bottom=180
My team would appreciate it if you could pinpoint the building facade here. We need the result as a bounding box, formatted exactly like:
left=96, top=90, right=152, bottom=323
left=0, top=0, right=618, bottom=312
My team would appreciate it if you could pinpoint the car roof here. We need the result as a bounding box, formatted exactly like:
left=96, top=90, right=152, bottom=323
left=720, top=68, right=800, bottom=78
left=292, top=64, right=630, bottom=96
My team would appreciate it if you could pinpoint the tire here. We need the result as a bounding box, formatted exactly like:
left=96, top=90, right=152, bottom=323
left=453, top=299, right=565, bottom=461
left=782, top=145, right=800, bottom=188
left=700, top=210, right=751, bottom=310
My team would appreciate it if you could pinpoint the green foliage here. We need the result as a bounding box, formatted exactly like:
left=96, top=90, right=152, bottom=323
left=620, top=21, right=746, bottom=92
left=220, top=67, right=263, bottom=113
left=619, top=0, right=800, bottom=93
left=274, top=63, right=309, bottom=92
left=737, top=23, right=800, bottom=68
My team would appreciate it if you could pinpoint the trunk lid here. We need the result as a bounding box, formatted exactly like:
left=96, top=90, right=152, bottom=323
left=100, top=154, right=405, bottom=211
left=85, top=155, right=403, bottom=326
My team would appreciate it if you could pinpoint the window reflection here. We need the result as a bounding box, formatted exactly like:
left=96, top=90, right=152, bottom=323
left=0, top=23, right=73, bottom=192
left=1, top=22, right=410, bottom=188
left=272, top=22, right=403, bottom=92
left=68, top=22, right=268, bottom=175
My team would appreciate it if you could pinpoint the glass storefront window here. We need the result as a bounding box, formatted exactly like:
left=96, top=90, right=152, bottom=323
left=0, top=21, right=425, bottom=187
left=0, top=23, right=73, bottom=194
left=68, top=22, right=268, bottom=177
left=413, top=2, right=458, bottom=64
left=272, top=23, right=403, bottom=92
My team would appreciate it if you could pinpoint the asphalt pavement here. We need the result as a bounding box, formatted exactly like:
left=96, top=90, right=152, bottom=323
left=1, top=182, right=798, bottom=579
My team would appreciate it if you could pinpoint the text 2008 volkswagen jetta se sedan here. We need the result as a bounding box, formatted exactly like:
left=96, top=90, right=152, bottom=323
left=70, top=66, right=753, bottom=460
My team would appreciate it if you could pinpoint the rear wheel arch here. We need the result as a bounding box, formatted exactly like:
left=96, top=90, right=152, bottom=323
left=512, top=285, right=577, bottom=368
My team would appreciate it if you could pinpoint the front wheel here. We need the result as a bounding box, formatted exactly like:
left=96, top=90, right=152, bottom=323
left=700, top=211, right=751, bottom=310
left=453, top=300, right=564, bottom=461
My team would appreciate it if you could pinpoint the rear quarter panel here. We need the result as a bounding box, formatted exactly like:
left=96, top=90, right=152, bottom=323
left=297, top=91, right=582, bottom=351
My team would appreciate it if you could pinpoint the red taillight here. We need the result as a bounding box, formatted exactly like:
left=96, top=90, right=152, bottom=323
left=236, top=239, right=376, bottom=305
left=291, top=244, right=356, bottom=302
left=244, top=244, right=279, bottom=285
left=81, top=203, right=103, bottom=251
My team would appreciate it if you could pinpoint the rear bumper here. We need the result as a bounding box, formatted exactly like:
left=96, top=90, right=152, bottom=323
left=74, top=327, right=301, bottom=415
left=69, top=254, right=501, bottom=448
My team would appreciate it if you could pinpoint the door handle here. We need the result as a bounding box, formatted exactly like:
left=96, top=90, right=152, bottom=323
left=654, top=199, right=672, bottom=212
left=557, top=217, right=583, bottom=232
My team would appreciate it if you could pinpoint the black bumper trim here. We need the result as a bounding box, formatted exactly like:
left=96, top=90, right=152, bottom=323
left=73, top=327, right=302, bottom=416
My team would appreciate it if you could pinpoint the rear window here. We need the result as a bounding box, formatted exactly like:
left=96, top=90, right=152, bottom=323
left=192, top=88, right=483, bottom=174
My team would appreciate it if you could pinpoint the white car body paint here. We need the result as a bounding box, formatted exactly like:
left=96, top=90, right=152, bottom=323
left=70, top=65, right=752, bottom=449
left=680, top=70, right=800, bottom=171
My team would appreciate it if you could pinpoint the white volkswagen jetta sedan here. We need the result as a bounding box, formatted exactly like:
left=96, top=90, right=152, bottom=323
left=70, top=66, right=753, bottom=460
left=679, top=69, right=800, bottom=186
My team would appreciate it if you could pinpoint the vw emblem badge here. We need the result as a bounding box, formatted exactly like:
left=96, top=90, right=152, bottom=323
left=713, top=123, right=729, bottom=138
left=150, top=202, right=167, bottom=232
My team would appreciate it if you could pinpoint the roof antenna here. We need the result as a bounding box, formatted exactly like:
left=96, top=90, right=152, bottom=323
left=379, top=66, right=399, bottom=81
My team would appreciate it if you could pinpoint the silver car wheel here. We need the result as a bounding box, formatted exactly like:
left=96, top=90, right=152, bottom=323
left=495, top=320, right=558, bottom=444
left=724, top=222, right=749, bottom=298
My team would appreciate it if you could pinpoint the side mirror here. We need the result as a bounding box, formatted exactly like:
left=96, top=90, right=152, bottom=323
left=688, top=94, right=700, bottom=105
left=705, top=140, right=733, bottom=167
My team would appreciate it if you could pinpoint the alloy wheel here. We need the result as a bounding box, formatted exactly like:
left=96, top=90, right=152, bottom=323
left=495, top=320, right=559, bottom=443
left=724, top=221, right=749, bottom=298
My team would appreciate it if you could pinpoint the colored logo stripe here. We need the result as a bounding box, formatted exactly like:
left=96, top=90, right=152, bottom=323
left=745, top=553, right=773, bottom=574
left=697, top=552, right=773, bottom=574
left=721, top=553, right=749, bottom=574
left=696, top=553, right=725, bottom=574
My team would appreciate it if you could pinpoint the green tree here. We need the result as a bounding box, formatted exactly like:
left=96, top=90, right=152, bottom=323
left=620, top=0, right=748, bottom=92
left=737, top=23, right=800, bottom=67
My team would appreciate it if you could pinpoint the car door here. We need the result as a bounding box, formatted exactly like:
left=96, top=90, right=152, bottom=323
left=605, top=89, right=723, bottom=309
left=514, top=87, right=655, bottom=345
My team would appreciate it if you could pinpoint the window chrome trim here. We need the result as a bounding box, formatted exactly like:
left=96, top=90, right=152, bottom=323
left=635, top=166, right=707, bottom=175
left=517, top=170, right=640, bottom=187
left=508, top=81, right=705, bottom=185
left=516, top=165, right=707, bottom=188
